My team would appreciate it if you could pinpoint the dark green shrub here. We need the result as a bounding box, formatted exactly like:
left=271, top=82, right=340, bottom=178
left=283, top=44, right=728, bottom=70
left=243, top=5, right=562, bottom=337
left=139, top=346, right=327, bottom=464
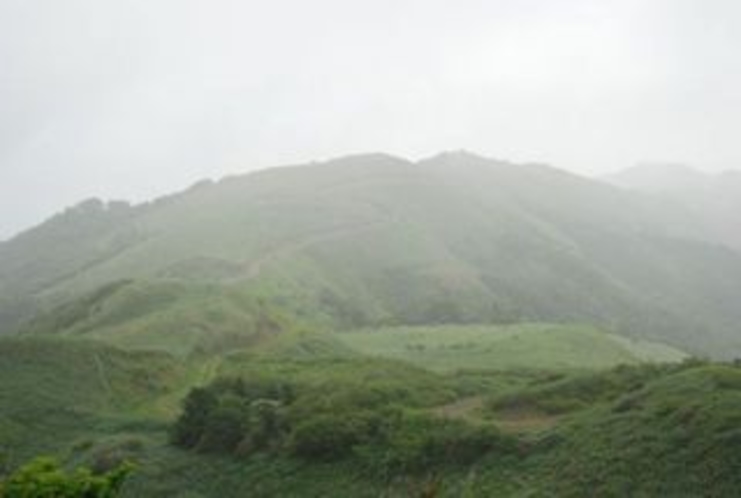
left=196, top=393, right=247, bottom=452
left=170, top=386, right=218, bottom=449
left=289, top=414, right=366, bottom=460
left=171, top=378, right=294, bottom=454
left=0, top=457, right=133, bottom=498
left=370, top=414, right=516, bottom=473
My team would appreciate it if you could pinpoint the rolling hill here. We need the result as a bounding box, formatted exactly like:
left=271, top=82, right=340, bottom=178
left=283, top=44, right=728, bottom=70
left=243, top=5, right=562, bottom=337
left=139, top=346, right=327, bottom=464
left=2, top=152, right=741, bottom=358
left=18, top=280, right=291, bottom=358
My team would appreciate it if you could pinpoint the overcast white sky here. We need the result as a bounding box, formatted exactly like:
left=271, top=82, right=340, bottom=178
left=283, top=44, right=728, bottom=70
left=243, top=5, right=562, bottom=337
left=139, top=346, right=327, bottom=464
left=2, top=0, right=741, bottom=239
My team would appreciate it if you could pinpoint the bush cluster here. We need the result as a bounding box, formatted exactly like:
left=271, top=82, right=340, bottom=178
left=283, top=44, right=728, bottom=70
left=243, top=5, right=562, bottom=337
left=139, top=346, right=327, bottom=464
left=171, top=376, right=517, bottom=475
left=0, top=457, right=132, bottom=498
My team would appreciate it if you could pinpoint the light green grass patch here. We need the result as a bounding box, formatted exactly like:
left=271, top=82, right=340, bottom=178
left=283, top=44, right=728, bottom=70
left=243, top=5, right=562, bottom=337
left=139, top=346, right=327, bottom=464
left=335, top=323, right=687, bottom=372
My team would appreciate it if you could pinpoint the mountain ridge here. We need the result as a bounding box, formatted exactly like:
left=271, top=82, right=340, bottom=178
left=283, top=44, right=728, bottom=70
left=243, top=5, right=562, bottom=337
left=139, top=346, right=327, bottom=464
left=2, top=152, right=741, bottom=357
left=605, top=162, right=741, bottom=250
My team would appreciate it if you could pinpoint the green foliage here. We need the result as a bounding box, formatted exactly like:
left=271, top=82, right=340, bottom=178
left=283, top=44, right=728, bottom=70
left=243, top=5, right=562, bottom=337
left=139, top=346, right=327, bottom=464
left=3, top=324, right=741, bottom=496
left=487, top=363, right=672, bottom=416
left=0, top=457, right=133, bottom=498
left=171, top=378, right=294, bottom=455
left=356, top=414, right=517, bottom=475
left=524, top=363, right=741, bottom=497
left=171, top=365, right=517, bottom=475
left=289, top=412, right=378, bottom=461
left=0, top=337, right=185, bottom=466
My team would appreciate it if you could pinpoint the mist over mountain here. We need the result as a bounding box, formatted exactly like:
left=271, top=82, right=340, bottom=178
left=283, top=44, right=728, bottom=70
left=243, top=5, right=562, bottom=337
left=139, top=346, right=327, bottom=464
left=605, top=163, right=710, bottom=193
left=606, top=163, right=741, bottom=249
left=7, top=0, right=741, bottom=493
left=2, top=152, right=741, bottom=358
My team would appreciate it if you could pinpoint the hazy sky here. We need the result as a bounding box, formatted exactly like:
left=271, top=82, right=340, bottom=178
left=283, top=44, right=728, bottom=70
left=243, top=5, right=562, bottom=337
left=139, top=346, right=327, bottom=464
left=2, top=0, right=741, bottom=240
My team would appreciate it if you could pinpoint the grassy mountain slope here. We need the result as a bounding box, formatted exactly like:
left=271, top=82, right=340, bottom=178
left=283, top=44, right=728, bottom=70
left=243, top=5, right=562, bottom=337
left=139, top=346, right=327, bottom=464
left=522, top=363, right=741, bottom=496
left=2, top=153, right=741, bottom=356
left=0, top=337, right=186, bottom=465
left=20, top=280, right=291, bottom=357
left=336, top=324, right=687, bottom=372
left=20, top=279, right=685, bottom=372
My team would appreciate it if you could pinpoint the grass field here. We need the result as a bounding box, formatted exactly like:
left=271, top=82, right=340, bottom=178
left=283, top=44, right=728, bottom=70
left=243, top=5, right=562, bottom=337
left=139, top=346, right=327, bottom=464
left=335, top=323, right=688, bottom=372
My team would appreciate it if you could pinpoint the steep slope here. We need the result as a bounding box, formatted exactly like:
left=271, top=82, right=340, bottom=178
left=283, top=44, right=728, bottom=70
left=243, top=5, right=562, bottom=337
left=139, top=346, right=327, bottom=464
left=2, top=153, right=741, bottom=356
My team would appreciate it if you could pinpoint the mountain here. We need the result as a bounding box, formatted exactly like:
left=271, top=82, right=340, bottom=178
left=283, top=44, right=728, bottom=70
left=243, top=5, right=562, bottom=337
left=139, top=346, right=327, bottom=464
left=604, top=162, right=710, bottom=193
left=605, top=163, right=741, bottom=250
left=2, top=152, right=741, bottom=357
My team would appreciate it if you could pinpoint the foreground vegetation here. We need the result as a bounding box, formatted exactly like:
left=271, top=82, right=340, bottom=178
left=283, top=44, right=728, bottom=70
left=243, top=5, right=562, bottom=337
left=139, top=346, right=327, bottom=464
left=0, top=458, right=132, bottom=497
left=0, top=271, right=737, bottom=497
left=2, top=320, right=740, bottom=496
left=156, top=358, right=741, bottom=496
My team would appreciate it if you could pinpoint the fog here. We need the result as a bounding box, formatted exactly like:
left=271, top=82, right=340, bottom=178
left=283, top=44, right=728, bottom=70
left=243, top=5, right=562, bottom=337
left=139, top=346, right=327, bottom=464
left=2, top=0, right=741, bottom=239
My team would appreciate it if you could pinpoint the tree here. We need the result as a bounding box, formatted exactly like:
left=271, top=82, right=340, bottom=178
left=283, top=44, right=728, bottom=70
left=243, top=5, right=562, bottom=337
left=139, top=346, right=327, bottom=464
left=0, top=457, right=133, bottom=497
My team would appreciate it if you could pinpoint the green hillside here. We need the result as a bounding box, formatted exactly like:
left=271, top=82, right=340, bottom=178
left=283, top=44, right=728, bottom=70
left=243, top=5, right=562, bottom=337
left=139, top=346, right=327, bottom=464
left=521, top=364, right=741, bottom=496
left=19, top=280, right=293, bottom=358
left=336, top=324, right=687, bottom=372
left=118, top=359, right=741, bottom=497
left=0, top=337, right=186, bottom=465
left=1, top=311, right=738, bottom=497
left=2, top=153, right=741, bottom=358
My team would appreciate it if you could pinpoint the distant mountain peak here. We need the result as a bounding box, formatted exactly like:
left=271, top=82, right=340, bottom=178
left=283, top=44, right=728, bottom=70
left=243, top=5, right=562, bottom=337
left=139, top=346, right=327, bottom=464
left=418, top=150, right=517, bottom=172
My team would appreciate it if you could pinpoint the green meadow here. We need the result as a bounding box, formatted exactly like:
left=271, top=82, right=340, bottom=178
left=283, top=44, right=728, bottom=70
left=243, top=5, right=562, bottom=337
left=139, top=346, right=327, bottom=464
left=335, top=323, right=687, bottom=372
